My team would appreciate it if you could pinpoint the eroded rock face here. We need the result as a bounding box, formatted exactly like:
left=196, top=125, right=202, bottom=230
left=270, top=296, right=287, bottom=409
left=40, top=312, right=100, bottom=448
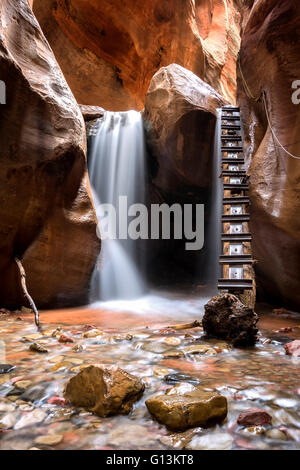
left=64, top=365, right=145, bottom=417
left=31, top=0, right=241, bottom=110
left=0, top=0, right=100, bottom=308
left=237, top=0, right=300, bottom=309
left=146, top=383, right=227, bottom=431
left=203, top=294, right=258, bottom=346
left=144, top=64, right=226, bottom=194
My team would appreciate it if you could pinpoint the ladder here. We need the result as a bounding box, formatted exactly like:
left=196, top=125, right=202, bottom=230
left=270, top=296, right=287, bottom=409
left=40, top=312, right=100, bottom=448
left=218, top=106, right=254, bottom=293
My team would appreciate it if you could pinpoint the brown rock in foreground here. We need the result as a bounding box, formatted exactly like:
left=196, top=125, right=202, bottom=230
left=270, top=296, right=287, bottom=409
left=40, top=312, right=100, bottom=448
left=144, top=64, right=226, bottom=194
left=0, top=0, right=100, bottom=308
left=237, top=408, right=272, bottom=427
left=64, top=365, right=145, bottom=417
left=146, top=383, right=227, bottom=431
left=237, top=0, right=300, bottom=309
left=203, top=294, right=258, bottom=347
left=31, top=0, right=241, bottom=109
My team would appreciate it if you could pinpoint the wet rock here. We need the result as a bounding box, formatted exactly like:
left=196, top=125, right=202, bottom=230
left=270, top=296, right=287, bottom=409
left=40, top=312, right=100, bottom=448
left=284, top=340, right=300, bottom=357
left=164, top=337, right=181, bottom=346
left=14, top=409, right=47, bottom=430
left=58, top=334, right=74, bottom=344
left=146, top=383, right=227, bottom=431
left=203, top=294, right=258, bottom=346
left=82, top=329, right=104, bottom=338
left=142, top=342, right=172, bottom=354
left=64, top=365, right=145, bottom=417
left=29, top=342, right=48, bottom=353
left=162, top=350, right=185, bottom=359
left=0, top=364, right=15, bottom=374
left=14, top=380, right=32, bottom=390
left=266, top=428, right=287, bottom=441
left=183, top=344, right=217, bottom=355
left=34, top=434, right=63, bottom=446
left=186, top=432, right=233, bottom=450
left=0, top=413, right=17, bottom=429
left=21, top=307, right=33, bottom=314
left=164, top=373, right=200, bottom=386
left=237, top=408, right=272, bottom=426
left=47, top=396, right=67, bottom=406
left=72, top=344, right=85, bottom=353
left=21, top=383, right=51, bottom=403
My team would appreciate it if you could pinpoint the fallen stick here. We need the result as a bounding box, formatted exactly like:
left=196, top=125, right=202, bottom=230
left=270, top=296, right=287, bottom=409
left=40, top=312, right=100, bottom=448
left=167, top=320, right=202, bottom=330
left=14, top=257, right=40, bottom=329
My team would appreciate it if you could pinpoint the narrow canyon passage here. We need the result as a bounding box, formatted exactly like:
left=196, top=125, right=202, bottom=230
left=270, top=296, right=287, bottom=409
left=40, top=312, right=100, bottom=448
left=0, top=0, right=299, bottom=454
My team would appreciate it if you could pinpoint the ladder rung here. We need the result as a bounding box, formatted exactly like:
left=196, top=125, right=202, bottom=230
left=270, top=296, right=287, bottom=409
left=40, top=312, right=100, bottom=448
left=218, top=279, right=253, bottom=290
left=222, top=170, right=246, bottom=176
left=222, top=214, right=250, bottom=222
left=222, top=159, right=244, bottom=164
left=221, top=136, right=242, bottom=141
left=219, top=256, right=253, bottom=265
left=221, top=125, right=241, bottom=130
left=222, top=106, right=240, bottom=111
left=223, top=184, right=248, bottom=190
left=223, top=197, right=249, bottom=205
left=221, top=116, right=240, bottom=121
left=221, top=146, right=244, bottom=152
left=221, top=233, right=252, bottom=241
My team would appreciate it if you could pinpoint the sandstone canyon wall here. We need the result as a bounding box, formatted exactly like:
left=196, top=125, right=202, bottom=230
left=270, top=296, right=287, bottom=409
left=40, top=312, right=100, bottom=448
left=0, top=0, right=100, bottom=308
left=31, top=0, right=242, bottom=110
left=237, top=0, right=300, bottom=309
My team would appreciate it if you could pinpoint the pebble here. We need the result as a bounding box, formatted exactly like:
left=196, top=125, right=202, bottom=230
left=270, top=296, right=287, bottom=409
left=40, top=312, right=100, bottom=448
left=83, top=329, right=104, bottom=338
left=164, top=337, right=181, bottom=346
left=14, top=409, right=47, bottom=430
left=0, top=364, right=15, bottom=374
left=266, top=428, right=287, bottom=440
left=34, top=434, right=63, bottom=446
left=15, top=380, right=32, bottom=390
left=29, top=342, right=48, bottom=353
left=58, top=334, right=74, bottom=344
left=186, top=432, right=233, bottom=450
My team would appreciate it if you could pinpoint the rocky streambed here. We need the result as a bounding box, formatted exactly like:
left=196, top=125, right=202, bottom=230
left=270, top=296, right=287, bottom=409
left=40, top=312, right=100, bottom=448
left=0, top=306, right=299, bottom=450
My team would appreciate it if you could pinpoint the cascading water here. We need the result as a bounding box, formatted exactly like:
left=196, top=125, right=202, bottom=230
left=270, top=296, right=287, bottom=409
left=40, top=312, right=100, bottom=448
left=88, top=111, right=147, bottom=301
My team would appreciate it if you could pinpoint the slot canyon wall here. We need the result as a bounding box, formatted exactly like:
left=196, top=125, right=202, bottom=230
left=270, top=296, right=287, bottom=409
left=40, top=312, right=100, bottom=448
left=237, top=0, right=300, bottom=309
left=0, top=0, right=100, bottom=308
left=30, top=0, right=242, bottom=110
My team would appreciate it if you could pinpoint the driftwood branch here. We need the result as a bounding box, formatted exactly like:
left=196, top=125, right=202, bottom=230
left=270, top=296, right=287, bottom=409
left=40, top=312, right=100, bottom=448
left=14, top=257, right=40, bottom=329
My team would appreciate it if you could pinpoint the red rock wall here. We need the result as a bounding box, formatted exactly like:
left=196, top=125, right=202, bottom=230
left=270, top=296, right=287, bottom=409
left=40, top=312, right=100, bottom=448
left=31, top=0, right=241, bottom=110
left=237, top=0, right=300, bottom=309
left=0, top=0, right=100, bottom=308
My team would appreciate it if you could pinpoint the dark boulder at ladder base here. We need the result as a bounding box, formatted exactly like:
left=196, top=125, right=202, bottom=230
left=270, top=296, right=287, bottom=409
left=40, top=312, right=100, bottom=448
left=203, top=294, right=258, bottom=347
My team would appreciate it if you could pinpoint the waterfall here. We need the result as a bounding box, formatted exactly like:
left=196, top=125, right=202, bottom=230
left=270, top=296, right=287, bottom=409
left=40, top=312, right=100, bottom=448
left=88, top=111, right=147, bottom=301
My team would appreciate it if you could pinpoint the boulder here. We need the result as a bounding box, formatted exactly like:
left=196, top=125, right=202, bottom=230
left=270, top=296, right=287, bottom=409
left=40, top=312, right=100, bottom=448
left=284, top=340, right=300, bottom=357
left=144, top=64, right=226, bottom=194
left=203, top=293, right=258, bottom=346
left=237, top=0, right=300, bottom=309
left=237, top=408, right=272, bottom=427
left=0, top=0, right=100, bottom=308
left=64, top=365, right=145, bottom=417
left=31, top=0, right=241, bottom=109
left=146, top=383, right=227, bottom=431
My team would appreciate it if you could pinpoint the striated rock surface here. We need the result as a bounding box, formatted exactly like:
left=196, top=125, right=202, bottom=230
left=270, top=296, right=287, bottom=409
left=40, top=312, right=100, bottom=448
left=144, top=64, right=226, bottom=194
left=0, top=0, right=100, bottom=308
left=64, top=365, right=145, bottom=417
left=31, top=0, right=241, bottom=110
left=237, top=0, right=300, bottom=309
left=146, top=383, right=227, bottom=431
left=203, top=294, right=258, bottom=346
